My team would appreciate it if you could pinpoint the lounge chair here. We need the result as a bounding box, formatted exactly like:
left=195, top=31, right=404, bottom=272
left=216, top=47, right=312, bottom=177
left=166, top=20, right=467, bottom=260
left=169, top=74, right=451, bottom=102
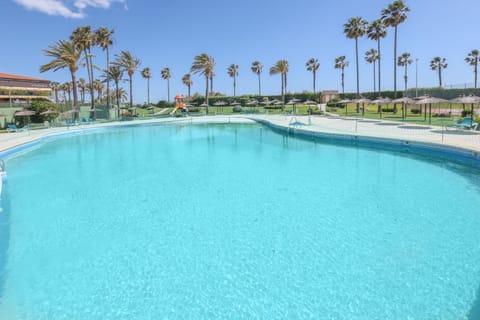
left=448, top=118, right=478, bottom=130
left=6, top=124, right=24, bottom=132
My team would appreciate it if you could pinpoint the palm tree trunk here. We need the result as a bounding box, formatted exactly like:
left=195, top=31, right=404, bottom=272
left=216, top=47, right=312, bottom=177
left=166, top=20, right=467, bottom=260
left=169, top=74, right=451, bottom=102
left=341, top=69, right=345, bottom=94
left=205, top=75, right=209, bottom=114
left=129, top=74, right=134, bottom=115
left=188, top=84, right=191, bottom=98
left=373, top=62, right=376, bottom=94
left=258, top=74, right=261, bottom=96
left=233, top=76, right=236, bottom=96
left=378, top=38, right=381, bottom=97
left=87, top=48, right=96, bottom=120
left=355, top=38, right=360, bottom=113
left=475, top=63, right=477, bottom=89
left=115, top=81, right=120, bottom=118
left=106, top=46, right=111, bottom=119
left=313, top=70, right=316, bottom=94
left=167, top=79, right=170, bottom=102
left=439, top=67, right=442, bottom=87
left=70, top=70, right=79, bottom=121
left=147, top=78, right=150, bottom=105
left=210, top=76, right=213, bottom=95
left=393, top=26, right=398, bottom=113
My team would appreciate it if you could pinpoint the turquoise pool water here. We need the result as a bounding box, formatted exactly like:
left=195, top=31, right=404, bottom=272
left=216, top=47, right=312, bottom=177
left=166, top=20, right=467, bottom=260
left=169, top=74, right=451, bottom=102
left=1, top=123, right=480, bottom=319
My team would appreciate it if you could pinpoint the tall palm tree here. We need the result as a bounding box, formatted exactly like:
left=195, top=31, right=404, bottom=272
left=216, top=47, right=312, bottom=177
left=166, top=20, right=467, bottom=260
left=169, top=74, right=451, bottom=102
left=465, top=49, right=480, bottom=89
left=182, top=73, right=193, bottom=98
left=161, top=67, right=172, bottom=102
left=71, top=26, right=96, bottom=116
left=50, top=81, right=60, bottom=104
left=113, top=51, right=141, bottom=112
left=367, top=19, right=387, bottom=96
left=78, top=77, right=87, bottom=104
left=269, top=60, right=289, bottom=107
left=190, top=53, right=216, bottom=114
left=306, top=58, right=320, bottom=95
left=251, top=61, right=263, bottom=96
left=430, top=57, right=448, bottom=88
left=94, top=27, right=114, bottom=112
left=397, top=52, right=412, bottom=96
left=141, top=67, right=152, bottom=105
left=334, top=56, right=349, bottom=94
left=227, top=64, right=239, bottom=96
left=40, top=40, right=81, bottom=119
left=381, top=0, right=410, bottom=100
left=344, top=17, right=368, bottom=105
left=365, top=49, right=379, bottom=93
left=102, top=65, right=124, bottom=117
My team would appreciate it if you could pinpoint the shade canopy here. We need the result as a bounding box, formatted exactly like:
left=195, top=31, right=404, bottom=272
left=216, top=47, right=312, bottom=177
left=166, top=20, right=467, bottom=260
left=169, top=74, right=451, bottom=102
left=14, top=110, right=36, bottom=116
left=414, top=97, right=448, bottom=104
left=450, top=95, right=480, bottom=104
left=40, top=109, right=58, bottom=115
left=391, top=97, right=414, bottom=104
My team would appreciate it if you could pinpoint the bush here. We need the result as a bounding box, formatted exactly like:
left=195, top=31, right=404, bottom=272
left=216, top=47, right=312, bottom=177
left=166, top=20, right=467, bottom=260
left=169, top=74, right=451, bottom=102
left=461, top=110, right=472, bottom=117
left=410, top=109, right=421, bottom=114
left=232, top=106, right=242, bottom=112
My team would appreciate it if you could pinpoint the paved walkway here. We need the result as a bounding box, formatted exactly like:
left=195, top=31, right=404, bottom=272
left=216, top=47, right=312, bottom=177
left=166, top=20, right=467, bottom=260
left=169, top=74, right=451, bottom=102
left=1, top=114, right=479, bottom=155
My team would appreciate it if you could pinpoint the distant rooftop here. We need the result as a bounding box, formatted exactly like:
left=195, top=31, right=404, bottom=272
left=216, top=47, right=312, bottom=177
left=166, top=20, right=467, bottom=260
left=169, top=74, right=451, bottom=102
left=0, top=72, right=50, bottom=82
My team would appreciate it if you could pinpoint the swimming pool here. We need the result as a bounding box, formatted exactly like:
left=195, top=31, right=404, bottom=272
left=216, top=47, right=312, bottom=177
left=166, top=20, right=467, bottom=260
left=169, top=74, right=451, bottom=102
left=1, top=122, right=479, bottom=319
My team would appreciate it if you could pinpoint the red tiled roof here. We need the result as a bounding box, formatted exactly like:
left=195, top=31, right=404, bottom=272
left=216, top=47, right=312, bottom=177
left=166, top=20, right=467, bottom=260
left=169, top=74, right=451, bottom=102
left=0, top=73, right=49, bottom=82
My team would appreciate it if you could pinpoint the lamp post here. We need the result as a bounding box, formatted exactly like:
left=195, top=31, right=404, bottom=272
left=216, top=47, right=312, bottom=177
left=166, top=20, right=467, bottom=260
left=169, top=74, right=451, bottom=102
left=415, top=58, right=419, bottom=98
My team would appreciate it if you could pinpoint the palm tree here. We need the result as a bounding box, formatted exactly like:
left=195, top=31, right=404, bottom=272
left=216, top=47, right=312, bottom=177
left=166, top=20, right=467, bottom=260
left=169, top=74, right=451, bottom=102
left=50, top=81, right=60, bottom=104
left=465, top=49, right=480, bottom=89
left=102, top=65, right=124, bottom=117
left=182, top=73, right=193, bottom=98
left=344, top=17, right=368, bottom=105
left=381, top=0, right=410, bottom=100
left=430, top=57, right=448, bottom=87
left=161, top=67, right=172, bottom=102
left=141, top=67, right=152, bottom=105
left=190, top=53, right=216, bottom=114
left=78, top=77, right=87, bottom=104
left=397, top=52, right=412, bottom=96
left=113, top=51, right=141, bottom=112
left=40, top=40, right=81, bottom=119
left=306, top=58, right=320, bottom=95
left=365, top=49, right=379, bottom=93
left=94, top=27, right=114, bottom=112
left=334, top=56, right=349, bottom=94
left=227, top=64, right=239, bottom=96
left=367, top=19, right=387, bottom=96
left=269, top=60, right=289, bottom=107
left=63, top=82, right=73, bottom=106
left=71, top=26, right=96, bottom=116
left=93, top=79, right=104, bottom=102
left=209, top=72, right=215, bottom=94
left=251, top=61, right=263, bottom=96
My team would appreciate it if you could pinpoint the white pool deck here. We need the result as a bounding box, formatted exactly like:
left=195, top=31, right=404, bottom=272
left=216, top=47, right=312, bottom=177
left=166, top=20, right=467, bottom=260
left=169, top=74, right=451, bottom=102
left=0, top=114, right=479, bottom=155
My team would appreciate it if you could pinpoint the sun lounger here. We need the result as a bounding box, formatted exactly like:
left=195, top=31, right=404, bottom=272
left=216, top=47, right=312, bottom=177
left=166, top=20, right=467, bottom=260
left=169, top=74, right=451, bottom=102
left=6, top=124, right=25, bottom=132
left=447, top=118, right=478, bottom=130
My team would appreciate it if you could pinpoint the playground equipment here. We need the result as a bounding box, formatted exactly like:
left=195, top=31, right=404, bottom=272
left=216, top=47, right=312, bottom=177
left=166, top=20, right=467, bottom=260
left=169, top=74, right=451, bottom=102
left=170, top=94, right=186, bottom=115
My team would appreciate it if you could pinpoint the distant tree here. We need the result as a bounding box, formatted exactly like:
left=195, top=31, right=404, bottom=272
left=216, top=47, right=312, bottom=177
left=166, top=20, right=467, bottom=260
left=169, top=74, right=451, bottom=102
left=365, top=49, right=379, bottom=94
left=93, top=79, right=104, bottom=102
left=334, top=56, right=349, bottom=94
left=77, top=78, right=87, bottom=104
left=344, top=16, right=368, bottom=103
left=40, top=40, right=81, bottom=119
left=397, top=52, right=413, bottom=96
left=190, top=53, right=216, bottom=114
left=367, top=19, right=387, bottom=96
left=161, top=67, right=172, bottom=102
left=251, top=61, right=263, bottom=96
left=465, top=49, right=480, bottom=89
left=141, top=67, right=152, bottom=105
left=381, top=0, right=410, bottom=99
left=430, top=56, right=448, bottom=87
left=269, top=60, right=289, bottom=107
left=102, top=65, right=124, bottom=117
left=227, top=64, right=239, bottom=96
left=182, top=73, right=193, bottom=98
left=50, top=81, right=60, bottom=104
left=94, top=26, right=114, bottom=111
left=113, top=51, right=141, bottom=110
left=306, top=58, right=320, bottom=94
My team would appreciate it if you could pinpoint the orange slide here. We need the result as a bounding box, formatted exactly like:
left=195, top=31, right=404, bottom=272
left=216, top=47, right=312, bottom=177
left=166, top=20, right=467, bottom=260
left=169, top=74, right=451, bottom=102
left=170, top=94, right=185, bottom=115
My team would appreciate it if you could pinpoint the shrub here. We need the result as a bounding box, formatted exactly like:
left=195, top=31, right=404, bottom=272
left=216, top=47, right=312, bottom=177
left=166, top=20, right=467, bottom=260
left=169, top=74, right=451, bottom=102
left=410, top=109, right=421, bottom=114
left=461, top=110, right=472, bottom=117
left=232, top=106, right=242, bottom=112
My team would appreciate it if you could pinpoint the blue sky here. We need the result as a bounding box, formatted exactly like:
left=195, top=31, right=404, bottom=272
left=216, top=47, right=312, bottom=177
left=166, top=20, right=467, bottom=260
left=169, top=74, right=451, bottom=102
left=1, top=0, right=480, bottom=103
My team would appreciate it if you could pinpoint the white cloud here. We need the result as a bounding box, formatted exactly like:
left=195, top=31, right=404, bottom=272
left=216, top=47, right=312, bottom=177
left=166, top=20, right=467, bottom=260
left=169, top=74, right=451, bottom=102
left=14, top=0, right=125, bottom=19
